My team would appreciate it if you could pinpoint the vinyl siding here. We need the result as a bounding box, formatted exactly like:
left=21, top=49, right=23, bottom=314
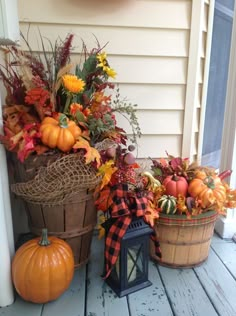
left=16, top=0, right=213, bottom=160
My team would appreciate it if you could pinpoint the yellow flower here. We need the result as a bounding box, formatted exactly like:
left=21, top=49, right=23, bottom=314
left=97, top=52, right=116, bottom=79
left=97, top=52, right=107, bottom=67
left=62, top=74, right=85, bottom=94
left=104, top=66, right=116, bottom=79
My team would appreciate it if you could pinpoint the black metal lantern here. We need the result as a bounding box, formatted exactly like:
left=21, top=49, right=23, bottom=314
left=105, top=217, right=153, bottom=297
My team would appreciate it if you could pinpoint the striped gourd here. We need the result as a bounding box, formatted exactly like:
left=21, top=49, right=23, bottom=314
left=158, top=195, right=177, bottom=214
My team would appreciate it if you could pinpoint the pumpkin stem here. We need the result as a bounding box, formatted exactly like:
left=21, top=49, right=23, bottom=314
left=172, top=174, right=179, bottom=181
left=203, top=176, right=215, bottom=190
left=39, top=228, right=51, bottom=246
left=59, top=114, right=69, bottom=128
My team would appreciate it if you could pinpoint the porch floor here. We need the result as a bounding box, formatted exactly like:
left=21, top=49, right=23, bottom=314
left=1, top=233, right=236, bottom=316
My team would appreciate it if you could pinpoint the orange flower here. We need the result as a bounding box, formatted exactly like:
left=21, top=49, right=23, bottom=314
left=25, top=88, right=53, bottom=120
left=83, top=108, right=91, bottom=116
left=62, top=75, right=85, bottom=94
left=70, top=103, right=83, bottom=115
left=25, top=87, right=50, bottom=107
left=70, top=103, right=91, bottom=119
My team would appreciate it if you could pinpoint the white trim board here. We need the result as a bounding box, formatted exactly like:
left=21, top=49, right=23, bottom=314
left=215, top=2, right=236, bottom=239
left=215, top=214, right=236, bottom=239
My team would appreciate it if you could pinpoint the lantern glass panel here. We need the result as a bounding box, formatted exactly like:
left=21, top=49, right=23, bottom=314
left=127, top=244, right=144, bottom=284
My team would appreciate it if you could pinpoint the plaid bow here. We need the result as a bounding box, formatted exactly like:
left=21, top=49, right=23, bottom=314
left=103, top=183, right=161, bottom=279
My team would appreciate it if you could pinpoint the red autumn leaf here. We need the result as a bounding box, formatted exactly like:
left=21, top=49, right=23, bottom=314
left=17, top=137, right=35, bottom=162
left=170, top=157, right=183, bottom=171
left=130, top=162, right=140, bottom=169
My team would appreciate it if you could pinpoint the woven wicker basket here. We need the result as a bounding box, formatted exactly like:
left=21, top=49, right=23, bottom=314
left=150, top=211, right=218, bottom=268
left=11, top=153, right=99, bottom=268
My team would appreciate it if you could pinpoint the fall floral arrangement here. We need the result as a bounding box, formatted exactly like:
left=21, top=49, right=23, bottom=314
left=0, top=33, right=140, bottom=165
left=95, top=151, right=236, bottom=230
left=149, top=154, right=236, bottom=218
left=96, top=144, right=160, bottom=232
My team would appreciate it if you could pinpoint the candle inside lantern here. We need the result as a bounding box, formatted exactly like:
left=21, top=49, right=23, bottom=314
left=116, top=248, right=137, bottom=282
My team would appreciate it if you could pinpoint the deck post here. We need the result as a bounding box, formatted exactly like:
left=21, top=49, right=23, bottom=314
left=0, top=95, right=15, bottom=307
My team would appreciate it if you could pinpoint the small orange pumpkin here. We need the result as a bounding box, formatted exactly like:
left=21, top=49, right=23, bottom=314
left=40, top=113, right=81, bottom=152
left=188, top=175, right=226, bottom=208
left=12, top=228, right=74, bottom=304
left=163, top=174, right=188, bottom=197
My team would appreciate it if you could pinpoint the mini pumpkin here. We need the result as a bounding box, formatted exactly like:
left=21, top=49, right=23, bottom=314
left=40, top=113, right=81, bottom=152
left=158, top=195, right=177, bottom=214
left=163, top=175, right=188, bottom=197
left=12, top=228, right=74, bottom=304
left=188, top=175, right=226, bottom=208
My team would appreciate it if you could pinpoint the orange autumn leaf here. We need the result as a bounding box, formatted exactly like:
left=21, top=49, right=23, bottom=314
left=3, top=105, right=38, bottom=135
left=73, top=137, right=101, bottom=166
left=176, top=194, right=190, bottom=216
left=144, top=202, right=159, bottom=227
left=159, top=158, right=168, bottom=166
left=87, top=147, right=101, bottom=166
left=81, top=130, right=90, bottom=140
left=73, top=137, right=90, bottom=151
left=98, top=160, right=118, bottom=189
left=224, top=189, right=236, bottom=208
left=34, top=144, right=50, bottom=155
left=95, top=187, right=113, bottom=212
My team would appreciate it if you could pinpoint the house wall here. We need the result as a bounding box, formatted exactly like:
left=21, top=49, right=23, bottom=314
left=0, top=0, right=214, bottom=240
left=17, top=0, right=214, bottom=161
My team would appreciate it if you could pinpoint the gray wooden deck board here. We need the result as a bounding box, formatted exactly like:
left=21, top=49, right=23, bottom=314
left=1, top=233, right=236, bottom=316
left=86, top=238, right=130, bottom=316
left=0, top=295, right=42, bottom=316
left=128, top=261, right=173, bottom=316
left=211, top=239, right=236, bottom=277
left=194, top=248, right=236, bottom=316
left=157, top=265, right=218, bottom=316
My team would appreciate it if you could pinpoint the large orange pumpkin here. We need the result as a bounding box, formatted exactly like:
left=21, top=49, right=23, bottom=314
left=163, top=175, right=188, bottom=197
left=12, top=228, right=74, bottom=304
left=40, top=113, right=81, bottom=152
left=188, top=174, right=226, bottom=208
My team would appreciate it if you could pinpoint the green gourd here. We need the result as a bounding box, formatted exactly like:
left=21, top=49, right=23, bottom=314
left=158, top=195, right=177, bottom=214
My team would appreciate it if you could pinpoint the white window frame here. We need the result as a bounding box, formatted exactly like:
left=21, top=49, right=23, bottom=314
left=215, top=2, right=236, bottom=239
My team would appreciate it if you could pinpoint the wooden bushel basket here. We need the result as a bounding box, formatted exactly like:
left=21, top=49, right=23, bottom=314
left=11, top=153, right=99, bottom=268
left=150, top=211, right=218, bottom=268
left=24, top=191, right=97, bottom=268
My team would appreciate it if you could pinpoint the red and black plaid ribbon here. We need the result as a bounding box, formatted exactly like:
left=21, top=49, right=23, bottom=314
left=103, top=183, right=161, bottom=279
